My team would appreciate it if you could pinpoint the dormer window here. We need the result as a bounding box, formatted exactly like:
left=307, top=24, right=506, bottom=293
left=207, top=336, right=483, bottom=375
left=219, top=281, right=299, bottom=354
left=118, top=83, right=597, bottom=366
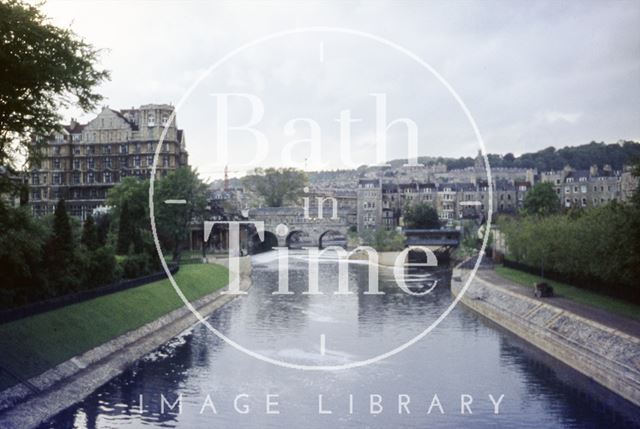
left=148, top=114, right=156, bottom=127
left=161, top=114, right=169, bottom=126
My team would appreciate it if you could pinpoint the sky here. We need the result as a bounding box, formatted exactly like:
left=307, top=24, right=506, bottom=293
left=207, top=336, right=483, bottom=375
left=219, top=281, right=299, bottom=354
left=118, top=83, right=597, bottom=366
left=38, top=0, right=640, bottom=180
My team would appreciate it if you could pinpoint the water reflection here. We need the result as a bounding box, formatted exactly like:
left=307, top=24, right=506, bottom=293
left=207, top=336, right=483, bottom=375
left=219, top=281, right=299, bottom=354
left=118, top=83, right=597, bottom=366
left=40, top=251, right=640, bottom=429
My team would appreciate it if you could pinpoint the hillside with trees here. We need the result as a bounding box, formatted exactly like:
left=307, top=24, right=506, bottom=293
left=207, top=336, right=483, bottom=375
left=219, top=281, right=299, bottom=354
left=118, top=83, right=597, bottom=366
left=394, top=141, right=640, bottom=171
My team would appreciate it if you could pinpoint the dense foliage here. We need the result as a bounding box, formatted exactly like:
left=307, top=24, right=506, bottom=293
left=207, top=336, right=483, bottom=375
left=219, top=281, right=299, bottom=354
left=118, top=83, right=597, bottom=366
left=360, top=228, right=406, bottom=251
left=501, top=201, right=640, bottom=303
left=403, top=202, right=441, bottom=229
left=522, top=182, right=560, bottom=216
left=0, top=167, right=208, bottom=309
left=242, top=167, right=307, bottom=207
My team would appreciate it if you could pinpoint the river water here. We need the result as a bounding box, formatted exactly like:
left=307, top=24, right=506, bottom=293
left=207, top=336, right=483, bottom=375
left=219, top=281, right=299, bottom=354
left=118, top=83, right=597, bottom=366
left=40, top=251, right=639, bottom=428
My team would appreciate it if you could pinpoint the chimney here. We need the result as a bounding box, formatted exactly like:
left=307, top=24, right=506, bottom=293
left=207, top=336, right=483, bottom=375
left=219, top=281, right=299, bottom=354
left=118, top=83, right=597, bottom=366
left=589, top=164, right=598, bottom=177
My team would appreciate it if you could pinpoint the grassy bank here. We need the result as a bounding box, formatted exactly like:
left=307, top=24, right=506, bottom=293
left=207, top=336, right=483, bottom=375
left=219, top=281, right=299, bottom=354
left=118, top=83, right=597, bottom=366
left=0, top=263, right=229, bottom=391
left=494, top=266, right=640, bottom=322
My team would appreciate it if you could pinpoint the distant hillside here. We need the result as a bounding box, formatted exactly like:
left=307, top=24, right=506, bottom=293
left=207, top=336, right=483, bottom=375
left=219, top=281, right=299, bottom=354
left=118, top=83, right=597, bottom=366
left=485, top=141, right=640, bottom=171
left=389, top=140, right=640, bottom=172
left=209, top=141, right=640, bottom=189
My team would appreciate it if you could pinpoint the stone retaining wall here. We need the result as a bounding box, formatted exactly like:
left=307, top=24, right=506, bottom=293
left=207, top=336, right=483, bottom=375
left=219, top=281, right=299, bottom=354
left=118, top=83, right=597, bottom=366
left=0, top=257, right=252, bottom=429
left=452, top=267, right=640, bottom=407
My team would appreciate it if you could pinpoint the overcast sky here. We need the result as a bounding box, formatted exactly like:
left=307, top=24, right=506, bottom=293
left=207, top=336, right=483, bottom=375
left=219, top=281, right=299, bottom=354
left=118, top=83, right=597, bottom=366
left=40, top=0, right=640, bottom=180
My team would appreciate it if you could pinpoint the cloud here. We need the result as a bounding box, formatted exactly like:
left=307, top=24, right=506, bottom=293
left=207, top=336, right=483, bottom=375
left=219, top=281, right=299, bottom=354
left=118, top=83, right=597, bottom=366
left=542, top=111, right=582, bottom=124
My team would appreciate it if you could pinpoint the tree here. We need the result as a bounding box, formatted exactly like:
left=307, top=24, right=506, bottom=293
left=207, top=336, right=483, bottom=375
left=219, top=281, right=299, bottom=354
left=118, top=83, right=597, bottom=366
left=360, top=228, right=406, bottom=251
left=155, top=167, right=208, bottom=260
left=242, top=167, right=307, bottom=207
left=44, top=200, right=78, bottom=294
left=403, top=202, right=441, bottom=229
left=116, top=200, right=134, bottom=255
left=94, top=212, right=111, bottom=247
left=106, top=177, right=149, bottom=222
left=81, top=214, right=98, bottom=250
left=523, top=182, right=560, bottom=216
left=0, top=0, right=109, bottom=172
left=0, top=202, right=48, bottom=307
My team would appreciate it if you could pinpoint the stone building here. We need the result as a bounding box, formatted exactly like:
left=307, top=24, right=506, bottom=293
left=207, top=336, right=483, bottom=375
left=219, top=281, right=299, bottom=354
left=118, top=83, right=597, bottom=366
left=29, top=104, right=188, bottom=219
left=541, top=164, right=627, bottom=209
left=356, top=175, right=533, bottom=232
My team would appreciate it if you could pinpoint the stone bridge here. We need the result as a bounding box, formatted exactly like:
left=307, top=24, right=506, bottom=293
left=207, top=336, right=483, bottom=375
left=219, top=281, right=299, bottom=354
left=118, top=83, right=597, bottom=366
left=247, top=207, right=349, bottom=250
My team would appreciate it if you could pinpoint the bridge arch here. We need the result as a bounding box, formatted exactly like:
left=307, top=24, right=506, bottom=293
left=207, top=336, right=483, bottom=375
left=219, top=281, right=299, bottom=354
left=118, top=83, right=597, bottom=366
left=318, top=229, right=347, bottom=249
left=285, top=230, right=311, bottom=249
left=249, top=230, right=279, bottom=254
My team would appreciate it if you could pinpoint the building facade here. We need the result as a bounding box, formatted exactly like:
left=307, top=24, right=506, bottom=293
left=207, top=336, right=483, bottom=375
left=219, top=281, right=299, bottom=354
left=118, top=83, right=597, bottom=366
left=29, top=104, right=188, bottom=219
left=540, top=164, right=630, bottom=209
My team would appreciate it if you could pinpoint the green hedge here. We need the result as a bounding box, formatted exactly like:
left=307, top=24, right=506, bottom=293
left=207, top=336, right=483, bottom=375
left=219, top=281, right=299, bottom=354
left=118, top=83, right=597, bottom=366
left=500, top=203, right=639, bottom=303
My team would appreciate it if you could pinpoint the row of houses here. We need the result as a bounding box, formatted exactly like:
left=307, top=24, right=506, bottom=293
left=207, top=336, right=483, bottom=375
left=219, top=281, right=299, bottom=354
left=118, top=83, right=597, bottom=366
left=356, top=162, right=637, bottom=232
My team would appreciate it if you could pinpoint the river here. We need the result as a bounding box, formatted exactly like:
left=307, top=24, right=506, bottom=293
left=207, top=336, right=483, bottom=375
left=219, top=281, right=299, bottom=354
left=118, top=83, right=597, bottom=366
left=39, top=250, right=640, bottom=428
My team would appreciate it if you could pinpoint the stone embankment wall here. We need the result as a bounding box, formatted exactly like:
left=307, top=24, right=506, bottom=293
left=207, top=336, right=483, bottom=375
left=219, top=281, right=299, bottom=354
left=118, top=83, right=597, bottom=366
left=451, top=267, right=640, bottom=407
left=0, top=257, right=252, bottom=429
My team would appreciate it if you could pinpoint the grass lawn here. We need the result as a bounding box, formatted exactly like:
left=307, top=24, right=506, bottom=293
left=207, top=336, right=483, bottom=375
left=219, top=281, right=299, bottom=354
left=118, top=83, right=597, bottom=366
left=0, top=263, right=229, bottom=391
left=494, top=266, right=640, bottom=322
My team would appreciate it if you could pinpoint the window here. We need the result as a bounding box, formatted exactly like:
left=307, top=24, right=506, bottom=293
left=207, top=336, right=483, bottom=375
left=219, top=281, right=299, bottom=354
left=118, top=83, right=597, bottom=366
left=135, top=143, right=141, bottom=154
left=163, top=156, right=169, bottom=167
left=31, top=172, right=39, bottom=185
left=103, top=145, right=111, bottom=154
left=53, top=146, right=61, bottom=155
left=87, top=172, right=94, bottom=184
left=88, top=158, right=95, bottom=169
left=104, top=172, right=112, bottom=183
left=105, top=157, right=112, bottom=168
left=74, top=159, right=80, bottom=170
left=148, top=114, right=155, bottom=126
left=120, top=144, right=128, bottom=154
left=162, top=114, right=169, bottom=125
left=73, top=173, right=80, bottom=184
left=134, top=156, right=141, bottom=167
left=53, top=173, right=61, bottom=185
left=580, top=185, right=587, bottom=193
left=147, top=155, right=154, bottom=166
left=53, top=158, right=61, bottom=169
